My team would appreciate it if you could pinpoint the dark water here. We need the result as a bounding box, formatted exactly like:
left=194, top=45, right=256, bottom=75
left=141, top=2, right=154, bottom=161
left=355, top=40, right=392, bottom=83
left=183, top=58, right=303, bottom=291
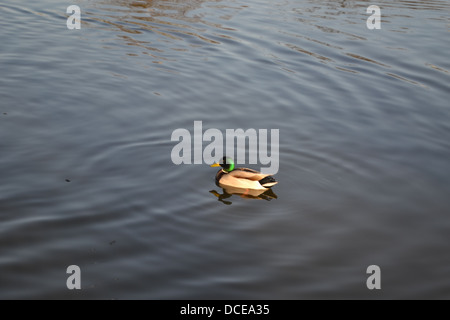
left=1, top=0, right=449, bottom=299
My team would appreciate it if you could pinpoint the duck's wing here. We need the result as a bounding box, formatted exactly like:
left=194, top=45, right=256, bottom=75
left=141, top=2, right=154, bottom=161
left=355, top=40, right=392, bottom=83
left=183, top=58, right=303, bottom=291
left=229, top=168, right=271, bottom=181
left=219, top=172, right=268, bottom=190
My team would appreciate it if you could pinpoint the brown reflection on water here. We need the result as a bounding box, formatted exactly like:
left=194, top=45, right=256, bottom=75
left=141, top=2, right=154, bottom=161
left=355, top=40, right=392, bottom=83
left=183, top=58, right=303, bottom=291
left=308, top=0, right=450, bottom=11
left=84, top=0, right=242, bottom=51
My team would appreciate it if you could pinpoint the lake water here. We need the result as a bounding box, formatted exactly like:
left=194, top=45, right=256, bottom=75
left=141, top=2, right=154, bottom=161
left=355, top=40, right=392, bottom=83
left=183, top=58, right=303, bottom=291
left=0, top=0, right=449, bottom=299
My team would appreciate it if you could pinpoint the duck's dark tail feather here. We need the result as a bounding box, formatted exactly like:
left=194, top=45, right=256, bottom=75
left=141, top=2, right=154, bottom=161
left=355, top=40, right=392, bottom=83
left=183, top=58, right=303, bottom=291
left=259, top=176, right=278, bottom=188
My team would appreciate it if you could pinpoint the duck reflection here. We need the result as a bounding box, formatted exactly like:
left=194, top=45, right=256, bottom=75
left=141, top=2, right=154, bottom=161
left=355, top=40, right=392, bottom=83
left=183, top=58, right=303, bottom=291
left=210, top=185, right=278, bottom=205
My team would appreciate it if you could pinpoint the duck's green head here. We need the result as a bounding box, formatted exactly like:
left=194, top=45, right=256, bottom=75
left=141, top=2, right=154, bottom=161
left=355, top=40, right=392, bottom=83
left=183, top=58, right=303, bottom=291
left=210, top=156, right=235, bottom=172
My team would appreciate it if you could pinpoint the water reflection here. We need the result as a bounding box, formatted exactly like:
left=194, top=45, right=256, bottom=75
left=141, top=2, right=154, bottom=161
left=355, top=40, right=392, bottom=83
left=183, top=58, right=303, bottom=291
left=80, top=0, right=450, bottom=86
left=210, top=185, right=278, bottom=205
left=79, top=0, right=245, bottom=71
left=85, top=0, right=239, bottom=44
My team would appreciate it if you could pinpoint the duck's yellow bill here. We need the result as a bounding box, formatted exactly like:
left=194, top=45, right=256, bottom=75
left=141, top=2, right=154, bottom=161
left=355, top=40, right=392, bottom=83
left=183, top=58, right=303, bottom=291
left=210, top=163, right=220, bottom=167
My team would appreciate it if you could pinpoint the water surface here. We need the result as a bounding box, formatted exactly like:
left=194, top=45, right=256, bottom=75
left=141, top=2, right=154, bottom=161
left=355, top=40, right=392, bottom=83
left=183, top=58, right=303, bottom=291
left=0, top=0, right=449, bottom=299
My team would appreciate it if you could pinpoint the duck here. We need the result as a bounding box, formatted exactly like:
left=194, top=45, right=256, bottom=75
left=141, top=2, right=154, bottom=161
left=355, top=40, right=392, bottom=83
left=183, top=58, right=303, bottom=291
left=210, top=156, right=278, bottom=191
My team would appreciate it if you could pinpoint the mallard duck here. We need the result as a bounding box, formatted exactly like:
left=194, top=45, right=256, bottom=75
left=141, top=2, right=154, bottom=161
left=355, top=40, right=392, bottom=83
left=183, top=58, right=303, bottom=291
left=210, top=156, right=278, bottom=190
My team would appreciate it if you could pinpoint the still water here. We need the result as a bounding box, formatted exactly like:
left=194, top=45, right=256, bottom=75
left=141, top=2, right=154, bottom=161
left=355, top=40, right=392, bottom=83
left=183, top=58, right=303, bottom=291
left=0, top=0, right=449, bottom=299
